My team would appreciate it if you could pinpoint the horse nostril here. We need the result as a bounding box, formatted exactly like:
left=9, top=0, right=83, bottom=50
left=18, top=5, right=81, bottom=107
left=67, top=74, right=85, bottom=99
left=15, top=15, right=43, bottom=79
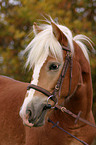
left=43, top=104, right=52, bottom=110
left=26, top=109, right=33, bottom=123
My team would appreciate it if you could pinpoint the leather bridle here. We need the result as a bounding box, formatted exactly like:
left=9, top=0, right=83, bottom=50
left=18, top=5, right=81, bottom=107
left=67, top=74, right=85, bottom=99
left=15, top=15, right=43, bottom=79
left=27, top=44, right=96, bottom=145
left=27, top=44, right=73, bottom=104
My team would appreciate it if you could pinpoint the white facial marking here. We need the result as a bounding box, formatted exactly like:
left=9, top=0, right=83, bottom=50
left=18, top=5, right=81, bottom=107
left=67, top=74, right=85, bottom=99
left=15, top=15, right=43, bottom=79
left=19, top=60, right=46, bottom=120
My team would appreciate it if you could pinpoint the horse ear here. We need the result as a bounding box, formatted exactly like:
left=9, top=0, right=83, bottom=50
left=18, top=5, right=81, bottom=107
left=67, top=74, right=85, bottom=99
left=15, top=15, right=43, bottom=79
left=51, top=22, right=68, bottom=46
left=33, top=22, right=42, bottom=35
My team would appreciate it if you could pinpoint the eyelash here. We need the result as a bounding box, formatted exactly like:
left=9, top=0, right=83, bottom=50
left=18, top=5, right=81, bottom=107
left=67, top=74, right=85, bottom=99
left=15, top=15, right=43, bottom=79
left=49, top=63, right=60, bottom=71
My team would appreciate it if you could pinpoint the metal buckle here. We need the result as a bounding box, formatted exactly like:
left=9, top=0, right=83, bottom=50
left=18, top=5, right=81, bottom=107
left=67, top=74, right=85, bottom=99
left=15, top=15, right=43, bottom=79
left=55, top=85, right=59, bottom=91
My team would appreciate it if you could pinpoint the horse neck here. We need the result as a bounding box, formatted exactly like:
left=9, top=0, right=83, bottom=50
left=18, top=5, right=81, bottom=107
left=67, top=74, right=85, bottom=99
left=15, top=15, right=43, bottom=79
left=65, top=73, right=93, bottom=115
left=65, top=41, right=93, bottom=118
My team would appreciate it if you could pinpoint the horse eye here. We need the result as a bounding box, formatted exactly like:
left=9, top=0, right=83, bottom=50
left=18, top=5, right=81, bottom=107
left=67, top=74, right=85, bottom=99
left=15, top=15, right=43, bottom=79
left=49, top=63, right=60, bottom=71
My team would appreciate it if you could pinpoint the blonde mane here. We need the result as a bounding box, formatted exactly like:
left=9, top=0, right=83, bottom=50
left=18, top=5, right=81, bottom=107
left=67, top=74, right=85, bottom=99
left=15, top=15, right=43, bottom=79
left=24, top=22, right=94, bottom=69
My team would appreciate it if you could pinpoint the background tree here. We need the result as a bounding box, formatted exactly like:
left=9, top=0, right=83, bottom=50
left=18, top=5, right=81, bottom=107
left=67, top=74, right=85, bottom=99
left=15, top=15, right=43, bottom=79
left=0, top=0, right=96, bottom=143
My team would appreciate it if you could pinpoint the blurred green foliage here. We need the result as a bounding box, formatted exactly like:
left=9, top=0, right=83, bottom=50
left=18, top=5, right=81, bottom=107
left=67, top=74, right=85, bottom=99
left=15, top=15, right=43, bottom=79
left=0, top=0, right=96, bottom=143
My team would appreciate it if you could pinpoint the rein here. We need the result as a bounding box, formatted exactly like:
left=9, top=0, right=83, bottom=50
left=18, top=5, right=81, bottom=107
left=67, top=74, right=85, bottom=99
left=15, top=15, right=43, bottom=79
left=48, top=119, right=88, bottom=145
left=27, top=44, right=96, bottom=145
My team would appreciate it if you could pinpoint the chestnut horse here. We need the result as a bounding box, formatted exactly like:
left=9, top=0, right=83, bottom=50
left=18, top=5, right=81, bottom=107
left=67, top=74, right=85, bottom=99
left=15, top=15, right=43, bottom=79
left=0, top=18, right=96, bottom=145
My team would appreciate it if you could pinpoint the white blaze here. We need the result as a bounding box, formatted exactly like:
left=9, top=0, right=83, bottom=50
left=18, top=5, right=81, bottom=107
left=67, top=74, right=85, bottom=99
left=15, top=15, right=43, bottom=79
left=19, top=61, right=46, bottom=119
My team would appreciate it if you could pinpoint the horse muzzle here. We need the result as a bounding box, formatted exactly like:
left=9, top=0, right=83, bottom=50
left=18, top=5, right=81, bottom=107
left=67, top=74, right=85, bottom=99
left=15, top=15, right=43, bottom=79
left=19, top=96, right=52, bottom=127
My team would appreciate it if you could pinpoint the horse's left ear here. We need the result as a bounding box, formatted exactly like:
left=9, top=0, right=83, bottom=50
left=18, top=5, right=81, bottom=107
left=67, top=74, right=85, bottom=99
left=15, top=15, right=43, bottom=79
left=51, top=22, right=68, bottom=46
left=33, top=22, right=42, bottom=35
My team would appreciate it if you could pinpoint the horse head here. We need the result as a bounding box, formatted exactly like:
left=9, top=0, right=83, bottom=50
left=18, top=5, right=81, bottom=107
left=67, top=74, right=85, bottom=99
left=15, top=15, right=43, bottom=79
left=19, top=17, right=94, bottom=128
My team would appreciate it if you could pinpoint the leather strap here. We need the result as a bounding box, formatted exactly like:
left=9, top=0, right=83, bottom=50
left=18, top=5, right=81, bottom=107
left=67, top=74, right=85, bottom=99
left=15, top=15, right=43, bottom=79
left=53, top=51, right=72, bottom=98
left=27, top=84, right=57, bottom=103
left=55, top=104, right=96, bottom=129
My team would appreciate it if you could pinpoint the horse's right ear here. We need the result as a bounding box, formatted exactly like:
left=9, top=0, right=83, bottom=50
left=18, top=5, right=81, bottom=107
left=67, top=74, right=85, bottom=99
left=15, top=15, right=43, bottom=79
left=33, top=22, right=42, bottom=35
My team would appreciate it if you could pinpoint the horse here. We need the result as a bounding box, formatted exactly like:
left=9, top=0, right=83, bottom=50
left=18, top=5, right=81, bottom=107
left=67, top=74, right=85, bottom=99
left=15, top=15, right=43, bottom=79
left=0, top=17, right=96, bottom=145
